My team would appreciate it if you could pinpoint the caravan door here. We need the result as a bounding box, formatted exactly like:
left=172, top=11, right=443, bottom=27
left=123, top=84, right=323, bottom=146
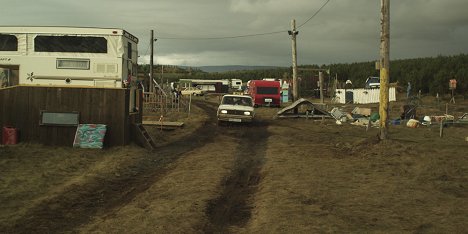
left=0, top=67, right=17, bottom=87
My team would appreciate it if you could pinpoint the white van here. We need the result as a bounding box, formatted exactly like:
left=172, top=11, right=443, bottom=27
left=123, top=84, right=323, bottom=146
left=365, top=76, right=380, bottom=89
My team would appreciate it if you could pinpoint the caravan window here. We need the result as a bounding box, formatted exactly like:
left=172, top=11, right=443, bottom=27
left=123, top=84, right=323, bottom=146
left=34, top=35, right=107, bottom=53
left=0, top=34, right=18, bottom=51
left=127, top=42, right=132, bottom=59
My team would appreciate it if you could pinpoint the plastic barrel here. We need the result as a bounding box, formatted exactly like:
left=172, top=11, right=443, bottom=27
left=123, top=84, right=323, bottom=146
left=2, top=127, right=18, bottom=145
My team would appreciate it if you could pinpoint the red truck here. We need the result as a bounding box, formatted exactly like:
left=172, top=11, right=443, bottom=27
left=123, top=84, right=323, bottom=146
left=248, top=80, right=281, bottom=107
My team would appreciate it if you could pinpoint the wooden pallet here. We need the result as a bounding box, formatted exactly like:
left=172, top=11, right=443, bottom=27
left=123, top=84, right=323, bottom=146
left=142, top=120, right=184, bottom=129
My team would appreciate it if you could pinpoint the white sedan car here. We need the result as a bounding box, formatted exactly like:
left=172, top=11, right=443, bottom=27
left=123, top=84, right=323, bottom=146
left=217, top=94, right=255, bottom=124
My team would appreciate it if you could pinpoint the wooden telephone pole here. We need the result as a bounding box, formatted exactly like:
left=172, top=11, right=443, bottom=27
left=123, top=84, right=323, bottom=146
left=319, top=71, right=324, bottom=104
left=289, top=19, right=299, bottom=102
left=379, top=0, right=390, bottom=140
left=150, top=30, right=154, bottom=93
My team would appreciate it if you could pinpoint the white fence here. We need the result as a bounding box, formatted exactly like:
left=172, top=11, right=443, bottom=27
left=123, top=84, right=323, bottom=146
left=335, top=88, right=396, bottom=104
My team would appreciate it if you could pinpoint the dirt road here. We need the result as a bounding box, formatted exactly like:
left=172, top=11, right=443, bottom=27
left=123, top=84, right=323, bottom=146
left=1, top=98, right=467, bottom=233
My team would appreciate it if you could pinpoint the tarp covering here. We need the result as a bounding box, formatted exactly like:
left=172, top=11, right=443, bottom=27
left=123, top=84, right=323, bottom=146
left=277, top=98, right=330, bottom=118
left=73, top=124, right=107, bottom=149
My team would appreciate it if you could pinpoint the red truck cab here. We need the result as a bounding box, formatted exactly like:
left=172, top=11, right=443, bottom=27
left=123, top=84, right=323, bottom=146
left=248, top=80, right=281, bottom=107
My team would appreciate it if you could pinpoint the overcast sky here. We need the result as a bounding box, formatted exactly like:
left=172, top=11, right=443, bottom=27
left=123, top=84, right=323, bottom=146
left=1, top=0, right=467, bottom=67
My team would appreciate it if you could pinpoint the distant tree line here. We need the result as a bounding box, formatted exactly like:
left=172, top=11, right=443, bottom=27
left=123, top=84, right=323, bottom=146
left=190, top=68, right=290, bottom=82
left=139, top=53, right=468, bottom=96
left=329, top=53, right=468, bottom=96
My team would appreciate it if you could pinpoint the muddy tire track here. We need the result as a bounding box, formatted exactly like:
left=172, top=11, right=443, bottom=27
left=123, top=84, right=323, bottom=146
left=2, top=101, right=219, bottom=234
left=204, top=120, right=270, bottom=233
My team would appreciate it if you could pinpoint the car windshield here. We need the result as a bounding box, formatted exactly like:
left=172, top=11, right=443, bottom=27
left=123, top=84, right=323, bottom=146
left=367, top=77, right=380, bottom=83
left=222, top=96, right=252, bottom=106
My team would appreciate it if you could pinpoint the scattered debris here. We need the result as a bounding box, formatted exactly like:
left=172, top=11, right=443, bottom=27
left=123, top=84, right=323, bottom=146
left=330, top=107, right=348, bottom=122
left=391, top=119, right=401, bottom=125
left=310, top=103, right=465, bottom=131
left=421, top=116, right=432, bottom=126
left=352, top=107, right=371, bottom=116
left=331, top=106, right=380, bottom=127
left=350, top=118, right=370, bottom=127
left=458, top=113, right=468, bottom=123
left=369, top=113, right=380, bottom=122
left=433, top=114, right=454, bottom=123
left=401, top=104, right=417, bottom=120
left=406, top=119, right=420, bottom=128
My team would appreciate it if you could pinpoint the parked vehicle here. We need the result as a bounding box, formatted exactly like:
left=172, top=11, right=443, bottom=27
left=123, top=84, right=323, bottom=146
left=248, top=80, right=281, bottom=107
left=365, top=76, right=380, bottom=89
left=179, top=79, right=229, bottom=93
left=0, top=26, right=138, bottom=88
left=180, top=86, right=205, bottom=96
left=217, top=94, right=255, bottom=124
left=0, top=26, right=140, bottom=113
left=230, top=79, right=243, bottom=91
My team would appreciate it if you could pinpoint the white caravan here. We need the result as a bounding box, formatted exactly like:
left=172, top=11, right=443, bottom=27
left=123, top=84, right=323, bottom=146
left=0, top=26, right=138, bottom=88
left=230, top=79, right=243, bottom=91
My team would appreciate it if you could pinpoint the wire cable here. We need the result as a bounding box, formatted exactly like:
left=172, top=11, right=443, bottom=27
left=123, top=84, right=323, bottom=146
left=158, top=30, right=286, bottom=40
left=297, top=0, right=331, bottom=29
left=142, top=42, right=150, bottom=57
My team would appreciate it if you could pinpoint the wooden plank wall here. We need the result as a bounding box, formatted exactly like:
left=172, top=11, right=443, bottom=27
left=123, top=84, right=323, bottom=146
left=0, top=86, right=132, bottom=146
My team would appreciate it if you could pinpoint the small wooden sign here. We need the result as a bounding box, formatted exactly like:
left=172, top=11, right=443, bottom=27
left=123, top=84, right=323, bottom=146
left=449, top=79, right=457, bottom=89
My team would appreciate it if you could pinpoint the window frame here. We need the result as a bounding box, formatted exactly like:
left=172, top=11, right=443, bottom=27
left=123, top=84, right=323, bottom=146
left=39, top=111, right=80, bottom=126
left=34, top=35, right=108, bottom=53
left=56, top=58, right=90, bottom=70
left=0, top=34, right=18, bottom=51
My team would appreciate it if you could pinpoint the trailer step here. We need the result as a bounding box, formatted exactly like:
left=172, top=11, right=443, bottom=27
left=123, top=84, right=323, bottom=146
left=132, top=123, right=157, bottom=151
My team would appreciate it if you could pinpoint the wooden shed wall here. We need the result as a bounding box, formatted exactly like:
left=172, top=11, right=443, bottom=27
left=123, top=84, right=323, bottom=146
left=0, top=86, right=132, bottom=146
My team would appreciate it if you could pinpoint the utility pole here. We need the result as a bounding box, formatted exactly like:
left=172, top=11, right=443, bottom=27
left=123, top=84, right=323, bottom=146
left=160, top=64, right=164, bottom=85
left=379, top=0, right=390, bottom=140
left=289, top=19, right=299, bottom=102
left=319, top=71, right=324, bottom=104
left=150, top=30, right=154, bottom=93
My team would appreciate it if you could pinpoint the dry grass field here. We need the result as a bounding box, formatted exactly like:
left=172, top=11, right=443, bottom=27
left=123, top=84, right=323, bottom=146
left=1, top=94, right=467, bottom=233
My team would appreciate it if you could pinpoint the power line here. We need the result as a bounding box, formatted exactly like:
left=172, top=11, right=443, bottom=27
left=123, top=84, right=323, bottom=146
left=142, top=40, right=151, bottom=57
left=158, top=30, right=286, bottom=40
left=297, top=0, right=331, bottom=29
left=157, top=0, right=331, bottom=41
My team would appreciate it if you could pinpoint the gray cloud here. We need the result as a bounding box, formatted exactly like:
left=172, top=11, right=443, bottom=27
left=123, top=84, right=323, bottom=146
left=1, top=0, right=467, bottom=66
